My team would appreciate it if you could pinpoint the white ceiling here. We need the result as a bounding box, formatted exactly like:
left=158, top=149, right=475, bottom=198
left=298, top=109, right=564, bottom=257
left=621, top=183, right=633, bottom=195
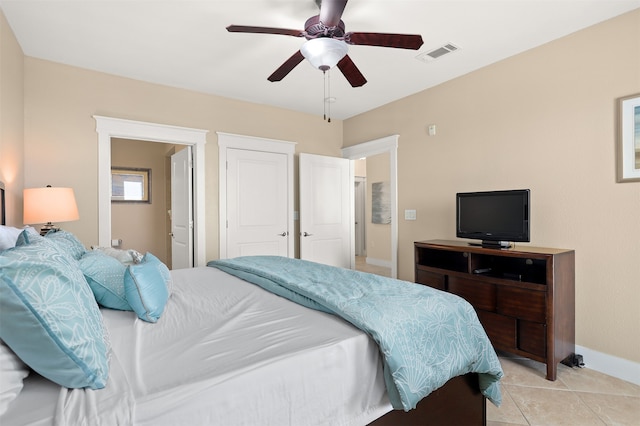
left=2, top=0, right=639, bottom=120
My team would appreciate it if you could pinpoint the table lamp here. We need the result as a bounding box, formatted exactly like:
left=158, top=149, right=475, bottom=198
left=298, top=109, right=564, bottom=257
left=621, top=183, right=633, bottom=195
left=23, top=186, right=80, bottom=235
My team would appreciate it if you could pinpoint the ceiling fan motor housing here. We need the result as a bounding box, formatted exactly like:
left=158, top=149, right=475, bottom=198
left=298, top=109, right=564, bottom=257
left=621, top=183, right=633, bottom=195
left=304, top=15, right=346, bottom=39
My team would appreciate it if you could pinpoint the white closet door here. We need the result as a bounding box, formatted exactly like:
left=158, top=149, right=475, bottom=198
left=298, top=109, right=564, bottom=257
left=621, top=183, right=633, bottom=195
left=226, top=148, right=289, bottom=258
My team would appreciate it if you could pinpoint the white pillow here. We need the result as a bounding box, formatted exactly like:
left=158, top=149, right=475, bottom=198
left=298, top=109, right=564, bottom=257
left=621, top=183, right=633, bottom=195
left=0, top=226, right=37, bottom=251
left=91, top=246, right=143, bottom=265
left=0, top=339, right=30, bottom=415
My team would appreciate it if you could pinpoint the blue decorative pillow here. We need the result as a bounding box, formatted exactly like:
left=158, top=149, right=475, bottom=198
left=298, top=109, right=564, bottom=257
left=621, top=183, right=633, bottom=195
left=79, top=251, right=131, bottom=311
left=0, top=232, right=109, bottom=389
left=44, top=229, right=86, bottom=260
left=14, top=228, right=40, bottom=246
left=124, top=252, right=171, bottom=323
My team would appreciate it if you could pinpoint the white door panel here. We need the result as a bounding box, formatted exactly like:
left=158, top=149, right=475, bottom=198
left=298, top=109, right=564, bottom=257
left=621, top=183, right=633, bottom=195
left=300, top=153, right=353, bottom=269
left=227, top=148, right=289, bottom=258
left=171, top=147, right=193, bottom=269
left=237, top=242, right=282, bottom=257
left=306, top=238, right=347, bottom=267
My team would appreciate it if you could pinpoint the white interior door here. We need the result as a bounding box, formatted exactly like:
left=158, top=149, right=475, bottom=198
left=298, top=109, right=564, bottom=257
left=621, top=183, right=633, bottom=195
left=299, top=153, right=353, bottom=269
left=170, top=146, right=193, bottom=269
left=226, top=148, right=289, bottom=258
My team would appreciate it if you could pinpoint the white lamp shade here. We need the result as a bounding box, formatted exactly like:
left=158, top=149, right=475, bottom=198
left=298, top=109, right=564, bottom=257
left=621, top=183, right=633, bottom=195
left=23, top=187, right=80, bottom=225
left=300, top=38, right=348, bottom=71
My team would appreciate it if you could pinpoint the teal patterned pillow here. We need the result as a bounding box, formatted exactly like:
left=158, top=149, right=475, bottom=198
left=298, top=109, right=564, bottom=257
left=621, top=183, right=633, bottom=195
left=44, top=229, right=87, bottom=260
left=0, top=232, right=109, bottom=389
left=124, top=252, right=171, bottom=323
left=79, top=251, right=131, bottom=311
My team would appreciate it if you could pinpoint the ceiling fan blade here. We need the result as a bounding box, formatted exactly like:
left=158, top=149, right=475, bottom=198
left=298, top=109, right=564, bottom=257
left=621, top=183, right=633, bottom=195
left=337, top=55, right=367, bottom=87
left=226, top=25, right=304, bottom=37
left=268, top=50, right=305, bottom=82
left=319, top=0, right=348, bottom=27
left=346, top=32, right=424, bottom=50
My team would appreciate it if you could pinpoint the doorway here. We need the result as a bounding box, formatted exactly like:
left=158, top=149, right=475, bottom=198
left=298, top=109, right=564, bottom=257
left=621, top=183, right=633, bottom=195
left=94, top=116, right=208, bottom=266
left=110, top=138, right=177, bottom=266
left=342, top=135, right=398, bottom=279
left=352, top=157, right=392, bottom=278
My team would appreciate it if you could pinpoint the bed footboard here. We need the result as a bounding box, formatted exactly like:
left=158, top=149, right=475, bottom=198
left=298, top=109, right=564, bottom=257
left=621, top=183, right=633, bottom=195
left=368, top=373, right=485, bottom=426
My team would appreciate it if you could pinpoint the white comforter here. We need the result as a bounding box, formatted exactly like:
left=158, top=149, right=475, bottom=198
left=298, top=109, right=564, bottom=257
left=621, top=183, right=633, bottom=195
left=25, top=267, right=392, bottom=426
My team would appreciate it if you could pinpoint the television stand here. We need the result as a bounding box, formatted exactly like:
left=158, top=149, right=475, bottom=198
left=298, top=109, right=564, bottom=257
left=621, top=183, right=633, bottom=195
left=414, top=239, right=575, bottom=381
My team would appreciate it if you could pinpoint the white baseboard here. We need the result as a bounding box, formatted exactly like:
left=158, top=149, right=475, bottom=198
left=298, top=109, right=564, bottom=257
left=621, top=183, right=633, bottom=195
left=575, top=345, right=640, bottom=386
left=365, top=257, right=392, bottom=268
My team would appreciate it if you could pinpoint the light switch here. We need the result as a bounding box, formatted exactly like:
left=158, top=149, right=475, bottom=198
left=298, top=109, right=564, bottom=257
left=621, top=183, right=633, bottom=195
left=404, top=209, right=417, bottom=220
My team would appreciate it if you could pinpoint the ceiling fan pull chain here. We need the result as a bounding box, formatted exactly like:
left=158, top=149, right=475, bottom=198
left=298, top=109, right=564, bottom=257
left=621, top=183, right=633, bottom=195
left=327, top=70, right=331, bottom=123
left=323, top=70, right=327, bottom=121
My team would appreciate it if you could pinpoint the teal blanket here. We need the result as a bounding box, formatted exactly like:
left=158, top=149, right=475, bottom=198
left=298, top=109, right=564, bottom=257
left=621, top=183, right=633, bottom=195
left=208, top=256, right=503, bottom=411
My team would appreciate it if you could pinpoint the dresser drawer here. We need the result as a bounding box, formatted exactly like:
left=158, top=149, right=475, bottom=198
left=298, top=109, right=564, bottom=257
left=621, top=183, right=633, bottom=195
left=477, top=311, right=516, bottom=352
left=518, top=320, right=546, bottom=358
left=416, top=269, right=445, bottom=290
left=448, top=276, right=496, bottom=312
left=497, top=286, right=546, bottom=323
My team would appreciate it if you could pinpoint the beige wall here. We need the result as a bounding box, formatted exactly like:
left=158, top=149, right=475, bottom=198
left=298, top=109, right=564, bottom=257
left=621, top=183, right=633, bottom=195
left=0, top=9, right=24, bottom=224
left=2, top=6, right=638, bottom=367
left=354, top=158, right=366, bottom=177
left=366, top=152, right=391, bottom=262
left=21, top=57, right=343, bottom=262
left=111, top=138, right=174, bottom=265
left=344, top=10, right=640, bottom=364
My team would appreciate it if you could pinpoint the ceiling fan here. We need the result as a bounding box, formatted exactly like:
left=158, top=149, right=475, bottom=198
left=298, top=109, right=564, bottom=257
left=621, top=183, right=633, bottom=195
left=227, top=0, right=424, bottom=87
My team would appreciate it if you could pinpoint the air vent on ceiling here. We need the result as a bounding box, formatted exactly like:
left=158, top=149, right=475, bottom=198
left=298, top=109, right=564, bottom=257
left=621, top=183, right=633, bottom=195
left=416, top=43, right=460, bottom=63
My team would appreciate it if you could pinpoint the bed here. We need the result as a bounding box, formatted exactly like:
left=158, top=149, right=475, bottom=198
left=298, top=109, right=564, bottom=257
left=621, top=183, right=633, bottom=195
left=0, top=225, right=503, bottom=426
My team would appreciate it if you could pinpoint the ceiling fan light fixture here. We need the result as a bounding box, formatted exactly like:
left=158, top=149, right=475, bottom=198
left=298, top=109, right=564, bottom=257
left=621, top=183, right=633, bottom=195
left=300, top=38, right=348, bottom=71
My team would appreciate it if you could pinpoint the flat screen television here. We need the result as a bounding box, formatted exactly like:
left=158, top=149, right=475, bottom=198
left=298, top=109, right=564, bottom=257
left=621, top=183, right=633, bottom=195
left=456, top=189, right=530, bottom=248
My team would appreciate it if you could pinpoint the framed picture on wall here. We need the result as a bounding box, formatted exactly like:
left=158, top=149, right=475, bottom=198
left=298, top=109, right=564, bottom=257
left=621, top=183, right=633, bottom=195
left=371, top=181, right=391, bottom=224
left=617, top=93, right=640, bottom=182
left=111, top=167, right=151, bottom=203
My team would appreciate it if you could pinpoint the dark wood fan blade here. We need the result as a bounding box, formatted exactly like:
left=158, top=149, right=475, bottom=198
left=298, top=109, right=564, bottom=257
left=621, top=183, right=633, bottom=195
left=319, top=0, right=348, bottom=27
left=346, top=32, right=424, bottom=50
left=226, top=25, right=304, bottom=37
left=268, top=50, right=305, bottom=82
left=337, top=55, right=367, bottom=87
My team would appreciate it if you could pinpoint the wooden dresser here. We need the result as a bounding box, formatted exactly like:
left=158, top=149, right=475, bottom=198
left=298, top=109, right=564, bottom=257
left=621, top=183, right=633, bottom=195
left=414, top=239, right=575, bottom=380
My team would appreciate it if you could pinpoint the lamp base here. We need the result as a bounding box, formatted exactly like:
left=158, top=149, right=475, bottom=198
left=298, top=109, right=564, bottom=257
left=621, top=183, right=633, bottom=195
left=39, top=223, right=59, bottom=236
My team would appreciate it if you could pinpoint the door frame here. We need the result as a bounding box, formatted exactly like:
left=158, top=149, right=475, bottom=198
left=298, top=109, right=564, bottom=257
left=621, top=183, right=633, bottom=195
left=342, top=135, right=398, bottom=278
left=94, top=116, right=208, bottom=266
left=217, top=132, right=296, bottom=259
left=354, top=176, right=366, bottom=257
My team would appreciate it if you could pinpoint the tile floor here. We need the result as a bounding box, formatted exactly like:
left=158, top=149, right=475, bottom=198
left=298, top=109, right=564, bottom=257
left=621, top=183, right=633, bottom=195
left=354, top=257, right=640, bottom=425
left=488, top=353, right=640, bottom=426
left=355, top=256, right=391, bottom=277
